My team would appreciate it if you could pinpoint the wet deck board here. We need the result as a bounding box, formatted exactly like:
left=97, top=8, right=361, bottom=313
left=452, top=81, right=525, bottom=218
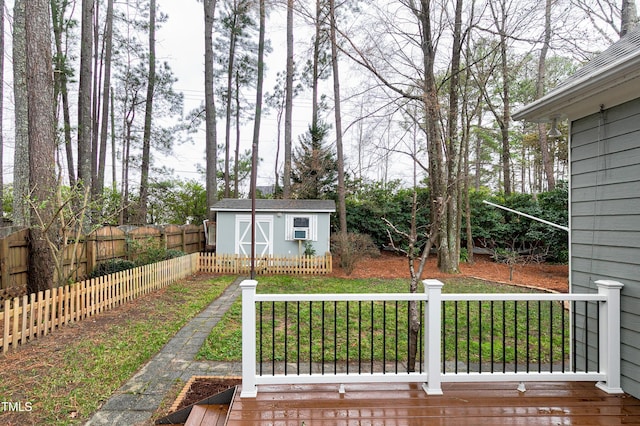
left=222, top=382, right=640, bottom=425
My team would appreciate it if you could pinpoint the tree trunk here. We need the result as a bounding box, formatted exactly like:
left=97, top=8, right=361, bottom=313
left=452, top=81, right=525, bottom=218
left=0, top=0, right=4, bottom=215
left=250, top=0, right=266, bottom=278
left=234, top=71, right=241, bottom=198
left=224, top=2, right=238, bottom=198
left=51, top=0, right=76, bottom=188
left=98, top=0, right=114, bottom=192
left=537, top=0, right=555, bottom=191
left=311, top=0, right=321, bottom=129
left=621, top=0, right=638, bottom=37
left=138, top=0, right=157, bottom=224
left=111, top=88, right=116, bottom=189
left=12, top=0, right=29, bottom=227
left=25, top=0, right=57, bottom=292
left=413, top=1, right=449, bottom=273
left=204, top=0, right=218, bottom=221
left=495, top=3, right=512, bottom=196
left=91, top=1, right=101, bottom=199
left=441, top=0, right=464, bottom=274
left=78, top=0, right=94, bottom=188
left=283, top=0, right=294, bottom=198
left=329, top=0, right=347, bottom=234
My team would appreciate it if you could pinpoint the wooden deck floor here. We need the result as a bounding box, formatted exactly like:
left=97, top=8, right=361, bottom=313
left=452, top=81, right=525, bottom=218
left=217, top=381, right=640, bottom=425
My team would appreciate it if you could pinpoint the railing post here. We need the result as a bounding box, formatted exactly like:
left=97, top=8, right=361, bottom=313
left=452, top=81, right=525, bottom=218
left=595, top=280, right=624, bottom=394
left=423, top=279, right=444, bottom=395
left=240, top=279, right=258, bottom=398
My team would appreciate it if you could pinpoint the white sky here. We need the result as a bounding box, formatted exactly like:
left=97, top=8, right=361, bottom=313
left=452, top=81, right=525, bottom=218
left=157, top=1, right=330, bottom=189
left=155, top=1, right=416, bottom=190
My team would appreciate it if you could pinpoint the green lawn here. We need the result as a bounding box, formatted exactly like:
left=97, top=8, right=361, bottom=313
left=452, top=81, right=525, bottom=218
left=0, top=276, right=235, bottom=426
left=197, top=276, right=569, bottom=366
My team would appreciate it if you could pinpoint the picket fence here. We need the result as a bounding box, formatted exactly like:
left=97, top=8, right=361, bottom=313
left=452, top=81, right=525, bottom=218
left=1, top=253, right=200, bottom=353
left=199, top=252, right=332, bottom=275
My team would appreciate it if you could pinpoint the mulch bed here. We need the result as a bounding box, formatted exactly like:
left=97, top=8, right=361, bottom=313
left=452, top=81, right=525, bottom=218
left=174, top=377, right=242, bottom=411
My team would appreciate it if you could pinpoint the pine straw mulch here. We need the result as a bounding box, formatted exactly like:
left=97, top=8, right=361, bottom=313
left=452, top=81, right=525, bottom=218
left=329, top=252, right=568, bottom=293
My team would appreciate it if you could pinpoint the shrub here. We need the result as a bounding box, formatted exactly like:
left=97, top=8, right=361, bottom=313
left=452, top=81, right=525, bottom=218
left=90, top=258, right=136, bottom=278
left=331, top=232, right=380, bottom=275
left=164, top=249, right=187, bottom=260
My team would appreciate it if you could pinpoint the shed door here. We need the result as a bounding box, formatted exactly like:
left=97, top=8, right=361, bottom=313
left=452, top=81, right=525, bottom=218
left=235, top=215, right=273, bottom=257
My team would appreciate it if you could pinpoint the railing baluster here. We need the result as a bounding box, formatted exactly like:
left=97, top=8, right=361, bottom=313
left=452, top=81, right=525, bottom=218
left=478, top=300, right=482, bottom=374
left=585, top=301, right=589, bottom=372
left=284, top=301, right=288, bottom=376
left=596, top=300, right=600, bottom=373
left=309, top=301, right=313, bottom=375
left=549, top=300, right=553, bottom=373
left=383, top=301, right=387, bottom=374
left=538, top=300, right=542, bottom=373
left=272, top=301, right=276, bottom=376
left=561, top=300, right=565, bottom=373
left=490, top=301, right=494, bottom=374
left=358, top=300, right=362, bottom=374
left=454, top=300, right=458, bottom=374
left=297, top=301, right=300, bottom=375
left=395, top=301, right=398, bottom=375
left=526, top=300, right=530, bottom=373
left=502, top=300, right=506, bottom=374
left=371, top=300, right=374, bottom=374
left=321, top=301, right=325, bottom=375
left=334, top=301, right=337, bottom=374
left=515, top=300, right=519, bottom=373
left=419, top=300, right=423, bottom=374
left=259, top=301, right=263, bottom=376
left=346, top=301, right=350, bottom=375
left=466, top=301, right=470, bottom=374
left=571, top=301, right=578, bottom=373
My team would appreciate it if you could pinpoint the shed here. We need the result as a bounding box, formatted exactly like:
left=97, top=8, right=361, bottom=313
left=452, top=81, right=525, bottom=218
left=210, top=199, right=336, bottom=257
left=513, top=27, right=640, bottom=400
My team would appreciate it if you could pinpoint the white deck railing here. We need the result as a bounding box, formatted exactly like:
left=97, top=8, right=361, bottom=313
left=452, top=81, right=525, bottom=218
left=240, top=279, right=624, bottom=397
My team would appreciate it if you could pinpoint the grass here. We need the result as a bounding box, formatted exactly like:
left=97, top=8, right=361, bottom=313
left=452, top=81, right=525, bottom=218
left=197, top=276, right=569, bottom=367
left=0, top=275, right=235, bottom=426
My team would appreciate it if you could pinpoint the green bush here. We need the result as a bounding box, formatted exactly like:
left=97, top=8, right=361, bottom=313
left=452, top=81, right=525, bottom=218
left=90, top=258, right=136, bottom=278
left=164, top=249, right=187, bottom=260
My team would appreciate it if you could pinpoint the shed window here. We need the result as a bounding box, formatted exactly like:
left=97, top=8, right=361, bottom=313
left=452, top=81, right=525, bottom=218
left=286, top=214, right=317, bottom=241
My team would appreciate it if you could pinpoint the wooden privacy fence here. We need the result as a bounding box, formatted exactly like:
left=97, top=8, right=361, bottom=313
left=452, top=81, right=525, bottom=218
left=0, top=253, right=200, bottom=353
left=199, top=253, right=333, bottom=275
left=0, top=224, right=205, bottom=301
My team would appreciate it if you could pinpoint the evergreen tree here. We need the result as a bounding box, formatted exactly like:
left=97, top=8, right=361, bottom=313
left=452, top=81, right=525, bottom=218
left=291, top=122, right=337, bottom=199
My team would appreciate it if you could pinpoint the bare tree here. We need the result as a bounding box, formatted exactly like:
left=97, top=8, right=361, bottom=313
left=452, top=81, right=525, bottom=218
left=25, top=0, right=58, bottom=292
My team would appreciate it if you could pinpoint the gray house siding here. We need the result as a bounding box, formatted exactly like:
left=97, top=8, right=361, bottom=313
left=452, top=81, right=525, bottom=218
left=570, top=97, right=640, bottom=398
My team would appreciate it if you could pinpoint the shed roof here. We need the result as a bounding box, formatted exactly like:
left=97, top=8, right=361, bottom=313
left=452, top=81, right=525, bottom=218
left=210, top=198, right=336, bottom=213
left=513, top=26, right=640, bottom=122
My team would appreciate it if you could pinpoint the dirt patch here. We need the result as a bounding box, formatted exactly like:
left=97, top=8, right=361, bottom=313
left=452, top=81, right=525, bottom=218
left=174, top=378, right=241, bottom=411
left=330, top=252, right=568, bottom=293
